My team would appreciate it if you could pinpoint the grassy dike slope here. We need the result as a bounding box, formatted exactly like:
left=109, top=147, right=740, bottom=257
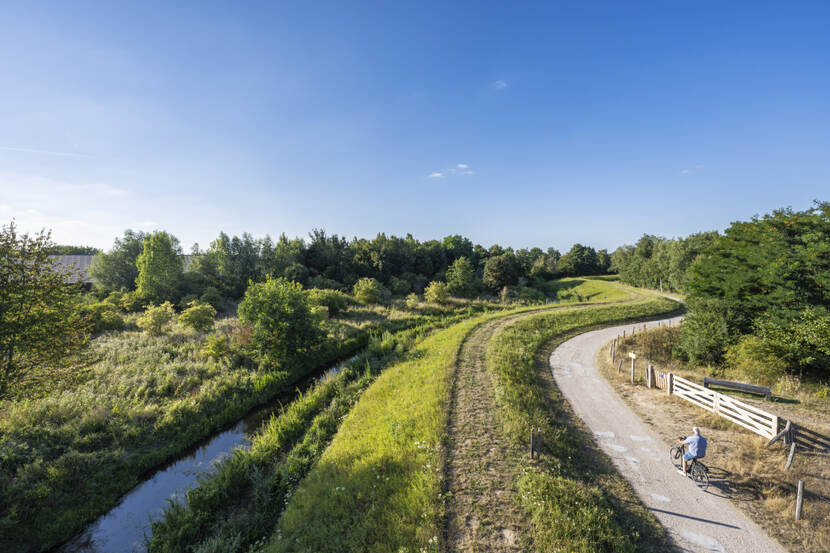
left=485, top=297, right=681, bottom=552
left=266, top=306, right=557, bottom=553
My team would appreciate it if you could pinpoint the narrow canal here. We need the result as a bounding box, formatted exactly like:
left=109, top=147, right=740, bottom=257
left=59, top=358, right=355, bottom=553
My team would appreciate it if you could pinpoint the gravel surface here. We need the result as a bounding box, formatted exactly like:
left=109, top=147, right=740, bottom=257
left=550, top=316, right=789, bottom=553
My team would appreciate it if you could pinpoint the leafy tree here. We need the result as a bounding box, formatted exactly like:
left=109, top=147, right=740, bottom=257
left=442, top=235, right=474, bottom=264
left=208, top=232, right=263, bottom=298
left=137, top=302, right=176, bottom=335
left=405, top=292, right=420, bottom=309
left=687, top=203, right=830, bottom=334
left=179, top=301, right=217, bottom=332
left=90, top=229, right=146, bottom=293
left=238, top=277, right=323, bottom=365
left=353, top=277, right=385, bottom=304
left=557, top=243, right=600, bottom=276
left=135, top=232, right=184, bottom=303
left=0, top=222, right=91, bottom=398
left=676, top=298, right=730, bottom=365
left=446, top=257, right=475, bottom=297
left=483, top=254, right=518, bottom=292
left=424, top=281, right=449, bottom=303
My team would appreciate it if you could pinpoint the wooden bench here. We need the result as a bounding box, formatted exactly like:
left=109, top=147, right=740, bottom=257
left=703, top=377, right=771, bottom=400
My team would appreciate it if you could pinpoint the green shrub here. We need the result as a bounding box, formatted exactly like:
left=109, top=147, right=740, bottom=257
left=724, top=335, right=788, bottom=385
left=405, top=293, right=420, bottom=309
left=83, top=301, right=126, bottom=333
left=424, top=281, right=449, bottom=303
left=120, top=290, right=146, bottom=312
left=201, top=334, right=232, bottom=361
left=352, top=277, right=385, bottom=304
left=200, top=286, right=224, bottom=311
left=387, top=276, right=411, bottom=296
left=238, top=277, right=323, bottom=365
left=675, top=298, right=730, bottom=365
left=517, top=286, right=545, bottom=304
left=179, top=301, right=217, bottom=332
left=306, top=288, right=351, bottom=315
left=311, top=305, right=330, bottom=320
left=308, top=276, right=342, bottom=290
left=137, top=302, right=176, bottom=335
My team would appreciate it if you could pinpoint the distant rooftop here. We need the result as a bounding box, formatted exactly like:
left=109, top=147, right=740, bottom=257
left=49, top=254, right=194, bottom=285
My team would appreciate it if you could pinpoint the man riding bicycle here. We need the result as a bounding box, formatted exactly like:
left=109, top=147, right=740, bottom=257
left=677, top=427, right=707, bottom=476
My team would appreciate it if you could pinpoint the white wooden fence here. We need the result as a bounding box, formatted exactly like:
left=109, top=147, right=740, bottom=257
left=670, top=375, right=779, bottom=439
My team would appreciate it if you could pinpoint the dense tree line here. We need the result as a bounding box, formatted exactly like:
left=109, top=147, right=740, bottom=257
left=610, top=232, right=719, bottom=293
left=89, top=229, right=613, bottom=307
left=615, top=202, right=830, bottom=380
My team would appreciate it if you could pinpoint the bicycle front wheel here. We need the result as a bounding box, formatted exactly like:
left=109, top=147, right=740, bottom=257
left=691, top=463, right=709, bottom=490
left=669, top=446, right=683, bottom=469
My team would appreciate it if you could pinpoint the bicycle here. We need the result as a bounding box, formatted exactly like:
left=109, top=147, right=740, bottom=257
left=670, top=437, right=710, bottom=491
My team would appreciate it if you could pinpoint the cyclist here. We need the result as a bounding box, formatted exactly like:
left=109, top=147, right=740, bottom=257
left=677, top=427, right=707, bottom=476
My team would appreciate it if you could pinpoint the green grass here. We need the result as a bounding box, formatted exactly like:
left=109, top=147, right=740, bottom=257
left=0, top=299, right=502, bottom=553
left=484, top=297, right=681, bottom=552
left=261, top=305, right=564, bottom=553
left=148, top=315, right=492, bottom=553
left=540, top=277, right=635, bottom=304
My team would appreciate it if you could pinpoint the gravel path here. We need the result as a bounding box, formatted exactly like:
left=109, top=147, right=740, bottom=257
left=550, top=316, right=789, bottom=553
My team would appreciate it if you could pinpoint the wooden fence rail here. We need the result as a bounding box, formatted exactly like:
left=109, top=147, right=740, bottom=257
left=671, top=375, right=779, bottom=439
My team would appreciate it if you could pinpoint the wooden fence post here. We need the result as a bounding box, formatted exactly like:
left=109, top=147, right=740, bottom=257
left=611, top=340, right=615, bottom=363
left=530, top=428, right=535, bottom=459
left=630, top=358, right=635, bottom=384
left=666, top=373, right=673, bottom=396
left=617, top=360, right=623, bottom=375
left=795, top=480, right=804, bottom=521
left=785, top=443, right=797, bottom=470
left=647, top=364, right=653, bottom=388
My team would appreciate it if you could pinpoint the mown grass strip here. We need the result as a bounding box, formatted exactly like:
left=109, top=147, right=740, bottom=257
left=485, top=297, right=681, bottom=553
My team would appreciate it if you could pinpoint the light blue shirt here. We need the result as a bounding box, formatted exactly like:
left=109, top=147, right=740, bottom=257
left=684, top=435, right=707, bottom=458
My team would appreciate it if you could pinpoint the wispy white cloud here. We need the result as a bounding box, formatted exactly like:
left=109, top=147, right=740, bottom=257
left=457, top=163, right=469, bottom=169
left=428, top=172, right=444, bottom=178
left=462, top=170, right=474, bottom=175
left=493, top=80, right=508, bottom=90
left=0, top=146, right=89, bottom=157
left=680, top=163, right=706, bottom=175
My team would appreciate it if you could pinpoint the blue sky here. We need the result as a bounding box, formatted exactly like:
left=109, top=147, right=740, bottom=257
left=2, top=1, right=828, bottom=252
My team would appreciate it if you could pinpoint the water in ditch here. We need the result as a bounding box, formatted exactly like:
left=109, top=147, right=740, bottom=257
left=58, top=358, right=356, bottom=553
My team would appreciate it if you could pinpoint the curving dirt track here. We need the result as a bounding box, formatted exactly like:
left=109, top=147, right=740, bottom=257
left=443, top=309, right=558, bottom=553
left=550, top=317, right=788, bottom=553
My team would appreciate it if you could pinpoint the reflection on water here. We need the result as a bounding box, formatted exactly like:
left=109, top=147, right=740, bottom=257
left=59, top=356, right=356, bottom=553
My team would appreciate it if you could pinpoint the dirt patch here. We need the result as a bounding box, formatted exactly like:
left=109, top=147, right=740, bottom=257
left=596, top=338, right=830, bottom=553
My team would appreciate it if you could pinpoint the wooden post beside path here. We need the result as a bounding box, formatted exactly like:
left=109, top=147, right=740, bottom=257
left=795, top=480, right=805, bottom=521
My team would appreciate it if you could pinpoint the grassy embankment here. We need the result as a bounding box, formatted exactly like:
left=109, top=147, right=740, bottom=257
left=484, top=297, right=680, bottom=552
left=147, top=277, right=640, bottom=553
left=0, top=298, right=500, bottom=553
left=148, top=306, right=507, bottom=553
left=256, top=286, right=676, bottom=552
left=599, top=327, right=830, bottom=553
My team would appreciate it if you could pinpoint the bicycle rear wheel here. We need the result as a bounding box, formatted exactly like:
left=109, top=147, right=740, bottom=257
left=691, top=463, right=709, bottom=490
